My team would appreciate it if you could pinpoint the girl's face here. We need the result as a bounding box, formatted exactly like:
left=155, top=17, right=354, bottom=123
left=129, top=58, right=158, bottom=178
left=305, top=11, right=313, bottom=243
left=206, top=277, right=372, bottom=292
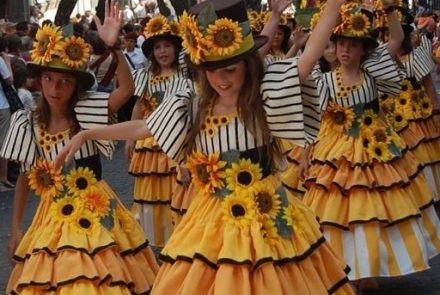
left=336, top=38, right=365, bottom=66
left=124, top=38, right=136, bottom=51
left=206, top=61, right=246, bottom=100
left=153, top=39, right=176, bottom=69
left=40, top=71, right=76, bottom=108
left=271, top=27, right=284, bottom=50
left=323, top=41, right=337, bottom=64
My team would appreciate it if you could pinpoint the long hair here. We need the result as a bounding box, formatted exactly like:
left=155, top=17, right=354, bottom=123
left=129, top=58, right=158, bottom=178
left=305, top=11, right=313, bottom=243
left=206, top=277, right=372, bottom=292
left=185, top=51, right=284, bottom=171
left=401, top=28, right=413, bottom=56
left=148, top=39, right=180, bottom=76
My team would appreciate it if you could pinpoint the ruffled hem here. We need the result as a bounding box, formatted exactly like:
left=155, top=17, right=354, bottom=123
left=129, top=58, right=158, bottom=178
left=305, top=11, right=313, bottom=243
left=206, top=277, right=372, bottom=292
left=281, top=146, right=306, bottom=196
left=303, top=173, right=434, bottom=227
left=133, top=174, right=177, bottom=203
left=152, top=244, right=354, bottom=295
left=129, top=137, right=177, bottom=175
left=171, top=181, right=199, bottom=216
left=9, top=281, right=134, bottom=295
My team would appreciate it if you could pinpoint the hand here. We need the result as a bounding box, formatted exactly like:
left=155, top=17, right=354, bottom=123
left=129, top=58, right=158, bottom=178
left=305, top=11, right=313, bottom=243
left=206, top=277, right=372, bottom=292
left=93, top=0, right=123, bottom=48
left=124, top=140, right=134, bottom=160
left=381, top=0, right=395, bottom=8
left=270, top=0, right=291, bottom=15
left=292, top=26, right=310, bottom=49
left=180, top=166, right=191, bottom=188
left=7, top=229, right=21, bottom=266
left=54, top=131, right=87, bottom=169
left=298, top=148, right=310, bottom=180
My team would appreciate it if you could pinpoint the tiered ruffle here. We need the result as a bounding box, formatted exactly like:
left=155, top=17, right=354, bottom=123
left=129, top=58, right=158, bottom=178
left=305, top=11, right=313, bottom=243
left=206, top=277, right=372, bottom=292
left=303, top=120, right=440, bottom=280
left=7, top=181, right=159, bottom=295
left=280, top=142, right=306, bottom=197
left=170, top=167, right=200, bottom=226
left=152, top=189, right=354, bottom=295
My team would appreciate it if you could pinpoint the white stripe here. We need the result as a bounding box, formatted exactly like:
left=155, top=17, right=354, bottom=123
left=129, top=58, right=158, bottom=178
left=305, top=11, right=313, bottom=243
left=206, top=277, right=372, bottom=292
left=388, top=224, right=415, bottom=274
left=354, top=225, right=370, bottom=278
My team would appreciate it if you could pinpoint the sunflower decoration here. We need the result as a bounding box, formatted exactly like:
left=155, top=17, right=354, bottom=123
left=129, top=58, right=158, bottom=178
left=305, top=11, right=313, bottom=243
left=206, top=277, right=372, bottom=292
left=371, top=126, right=391, bottom=145
left=401, top=79, right=413, bottom=92
left=222, top=191, right=257, bottom=228
left=386, top=111, right=408, bottom=131
left=367, top=141, right=393, bottom=162
left=205, top=18, right=243, bottom=57
left=81, top=186, right=110, bottom=218
left=169, top=21, right=180, bottom=36
left=309, top=12, right=321, bottom=31
left=30, top=24, right=63, bottom=65
left=65, top=167, right=98, bottom=196
left=248, top=11, right=262, bottom=33
left=325, top=102, right=355, bottom=131
left=179, top=11, right=208, bottom=65
left=114, top=206, right=134, bottom=233
left=225, top=158, right=262, bottom=193
left=70, top=209, right=99, bottom=236
left=282, top=204, right=307, bottom=236
left=259, top=216, right=279, bottom=245
left=348, top=12, right=371, bottom=37
left=145, top=14, right=170, bottom=38
left=51, top=195, right=81, bottom=222
left=419, top=97, right=433, bottom=118
left=380, top=96, right=394, bottom=115
left=187, top=151, right=227, bottom=193
left=58, top=35, right=91, bottom=69
left=252, top=184, right=281, bottom=219
left=28, top=158, right=64, bottom=199
left=358, top=109, right=378, bottom=131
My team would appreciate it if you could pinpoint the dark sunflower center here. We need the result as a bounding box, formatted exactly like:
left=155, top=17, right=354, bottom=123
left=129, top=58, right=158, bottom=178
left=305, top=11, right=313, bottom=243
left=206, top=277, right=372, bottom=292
left=402, top=85, right=408, bottom=91
left=422, top=102, right=429, bottom=109
left=363, top=138, right=370, bottom=148
left=352, top=17, right=366, bottom=30
left=152, top=22, right=161, bottom=32
left=79, top=218, right=91, bottom=229
left=395, top=115, right=403, bottom=122
left=62, top=204, right=74, bottom=216
left=66, top=44, right=82, bottom=60
left=231, top=204, right=246, bottom=217
left=256, top=193, right=273, bottom=213
left=374, top=131, right=387, bottom=143
left=374, top=147, right=382, bottom=156
left=38, top=37, right=50, bottom=54
left=75, top=177, right=88, bottom=190
left=363, top=116, right=373, bottom=126
left=214, top=29, right=233, bottom=47
left=37, top=171, right=54, bottom=187
left=333, top=110, right=346, bottom=124
left=196, top=164, right=209, bottom=183
left=399, top=99, right=407, bottom=105
left=186, top=31, right=197, bottom=48
left=237, top=171, right=252, bottom=186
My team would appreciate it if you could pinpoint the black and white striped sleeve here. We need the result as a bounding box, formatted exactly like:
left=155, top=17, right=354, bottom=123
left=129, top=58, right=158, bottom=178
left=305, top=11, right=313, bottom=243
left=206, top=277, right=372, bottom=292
left=75, top=92, right=114, bottom=158
left=132, top=68, right=149, bottom=97
left=301, top=74, right=321, bottom=144
left=362, top=44, right=403, bottom=96
left=412, top=36, right=435, bottom=81
left=0, top=110, right=36, bottom=170
left=260, top=57, right=306, bottom=147
left=145, top=82, right=193, bottom=163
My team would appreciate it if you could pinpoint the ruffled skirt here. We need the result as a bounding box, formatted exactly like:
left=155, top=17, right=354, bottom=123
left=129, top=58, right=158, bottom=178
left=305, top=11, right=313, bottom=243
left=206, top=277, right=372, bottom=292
left=280, top=141, right=306, bottom=197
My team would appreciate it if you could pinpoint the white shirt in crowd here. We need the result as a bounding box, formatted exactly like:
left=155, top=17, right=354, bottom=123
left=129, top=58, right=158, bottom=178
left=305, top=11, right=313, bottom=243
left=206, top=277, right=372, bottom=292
left=17, top=88, right=36, bottom=112
left=123, top=47, right=147, bottom=71
left=0, top=57, right=11, bottom=110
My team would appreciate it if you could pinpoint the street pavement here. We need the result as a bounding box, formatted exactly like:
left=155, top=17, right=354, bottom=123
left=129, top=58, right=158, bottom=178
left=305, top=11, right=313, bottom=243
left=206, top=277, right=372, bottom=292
left=0, top=74, right=440, bottom=293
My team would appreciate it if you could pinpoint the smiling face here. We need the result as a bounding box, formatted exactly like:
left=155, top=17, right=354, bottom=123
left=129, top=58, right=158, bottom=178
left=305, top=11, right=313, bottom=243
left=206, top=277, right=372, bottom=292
left=40, top=71, right=77, bottom=110
left=271, top=27, right=285, bottom=50
left=205, top=61, right=246, bottom=102
left=336, top=37, right=365, bottom=67
left=153, top=39, right=177, bottom=69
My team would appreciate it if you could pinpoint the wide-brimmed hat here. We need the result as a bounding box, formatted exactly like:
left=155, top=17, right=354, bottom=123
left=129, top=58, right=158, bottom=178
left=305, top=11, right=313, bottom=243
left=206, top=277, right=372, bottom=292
left=27, top=24, right=95, bottom=91
left=330, top=3, right=379, bottom=49
left=141, top=15, right=183, bottom=58
left=180, top=0, right=268, bottom=70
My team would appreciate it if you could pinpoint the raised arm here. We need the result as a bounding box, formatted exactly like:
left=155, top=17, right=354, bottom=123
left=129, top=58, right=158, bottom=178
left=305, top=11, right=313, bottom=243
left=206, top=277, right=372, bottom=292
left=384, top=1, right=404, bottom=57
left=298, top=0, right=344, bottom=81
left=94, top=0, right=135, bottom=113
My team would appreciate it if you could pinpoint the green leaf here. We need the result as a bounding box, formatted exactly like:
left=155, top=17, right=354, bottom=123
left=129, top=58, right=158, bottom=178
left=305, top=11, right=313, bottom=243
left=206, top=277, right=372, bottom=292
left=152, top=91, right=165, bottom=104
left=220, top=150, right=240, bottom=169
left=101, top=208, right=115, bottom=229
left=213, top=186, right=231, bottom=198
left=196, top=1, right=217, bottom=31
left=239, top=21, right=250, bottom=37
left=388, top=142, right=402, bottom=158
left=61, top=24, right=74, bottom=37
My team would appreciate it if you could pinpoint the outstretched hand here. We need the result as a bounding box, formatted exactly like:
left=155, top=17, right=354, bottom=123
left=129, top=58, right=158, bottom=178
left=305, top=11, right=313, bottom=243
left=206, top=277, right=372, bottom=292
left=293, top=26, right=310, bottom=49
left=93, top=0, right=122, bottom=48
left=54, top=131, right=87, bottom=169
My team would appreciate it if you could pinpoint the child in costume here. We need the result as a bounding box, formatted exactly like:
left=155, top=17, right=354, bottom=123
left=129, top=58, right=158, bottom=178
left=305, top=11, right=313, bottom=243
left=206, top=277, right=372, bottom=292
left=0, top=1, right=159, bottom=294
left=56, top=0, right=356, bottom=294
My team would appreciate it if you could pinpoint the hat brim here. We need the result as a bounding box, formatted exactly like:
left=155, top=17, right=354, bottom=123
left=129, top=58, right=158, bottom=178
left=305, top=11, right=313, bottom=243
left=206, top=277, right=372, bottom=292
left=141, top=34, right=183, bottom=58
left=185, top=35, right=268, bottom=70
left=330, top=34, right=379, bottom=49
left=27, top=63, right=95, bottom=91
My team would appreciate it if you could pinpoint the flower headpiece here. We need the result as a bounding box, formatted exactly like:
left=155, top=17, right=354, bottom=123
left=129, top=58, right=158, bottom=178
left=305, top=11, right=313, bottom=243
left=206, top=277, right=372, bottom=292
left=28, top=24, right=95, bottom=90
left=178, top=0, right=268, bottom=69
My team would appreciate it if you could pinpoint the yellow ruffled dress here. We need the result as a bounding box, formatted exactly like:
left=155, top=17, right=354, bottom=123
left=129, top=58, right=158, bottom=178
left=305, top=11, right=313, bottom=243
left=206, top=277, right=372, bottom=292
left=0, top=95, right=159, bottom=294
left=144, top=59, right=354, bottom=295
left=303, top=45, right=440, bottom=280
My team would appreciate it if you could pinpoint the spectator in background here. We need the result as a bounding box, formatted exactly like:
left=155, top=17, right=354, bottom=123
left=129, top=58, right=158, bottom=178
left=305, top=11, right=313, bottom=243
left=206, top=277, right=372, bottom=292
left=13, top=68, right=36, bottom=112
left=123, top=5, right=135, bottom=24
left=123, top=31, right=146, bottom=71
left=15, top=22, right=29, bottom=37
left=29, top=5, right=44, bottom=25
left=5, top=35, right=26, bottom=74
left=417, top=11, right=436, bottom=35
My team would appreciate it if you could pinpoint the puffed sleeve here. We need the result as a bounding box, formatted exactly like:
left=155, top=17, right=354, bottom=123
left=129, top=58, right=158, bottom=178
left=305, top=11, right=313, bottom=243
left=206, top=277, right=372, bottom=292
left=132, top=68, right=149, bottom=97
left=145, top=78, right=194, bottom=163
left=0, top=110, right=37, bottom=172
left=301, top=73, right=321, bottom=144
left=177, top=49, right=189, bottom=78
left=75, top=92, right=114, bottom=158
left=260, top=57, right=306, bottom=147
left=412, top=35, right=436, bottom=80
left=362, top=43, right=403, bottom=95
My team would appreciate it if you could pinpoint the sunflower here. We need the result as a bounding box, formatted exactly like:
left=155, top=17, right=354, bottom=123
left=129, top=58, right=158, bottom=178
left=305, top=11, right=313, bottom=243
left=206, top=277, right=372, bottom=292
left=387, top=111, right=408, bottom=131
left=225, top=158, right=262, bottom=193
left=179, top=11, right=207, bottom=65
left=327, top=103, right=355, bottom=131
left=222, top=191, right=256, bottom=228
left=259, top=216, right=279, bottom=245
left=169, top=21, right=180, bottom=35
left=58, top=35, right=90, bottom=69
left=114, top=206, right=134, bottom=233
left=371, top=126, right=391, bottom=145
left=395, top=103, right=414, bottom=121
left=145, top=15, right=170, bottom=37
left=28, top=158, right=64, bottom=198
left=358, top=109, right=378, bottom=130
left=252, top=185, right=281, bottom=219
left=30, top=24, right=63, bottom=65
left=401, top=79, right=413, bottom=91
left=205, top=18, right=243, bottom=57
left=310, top=12, right=321, bottom=30
left=419, top=97, right=433, bottom=118
left=70, top=209, right=99, bottom=236
left=51, top=195, right=81, bottom=222
left=187, top=151, right=226, bottom=193
left=380, top=98, right=394, bottom=115
left=398, top=91, right=411, bottom=107
left=65, top=167, right=97, bottom=196
left=367, top=141, right=392, bottom=162
left=349, top=12, right=371, bottom=37
left=282, top=204, right=307, bottom=236
left=81, top=187, right=110, bottom=217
